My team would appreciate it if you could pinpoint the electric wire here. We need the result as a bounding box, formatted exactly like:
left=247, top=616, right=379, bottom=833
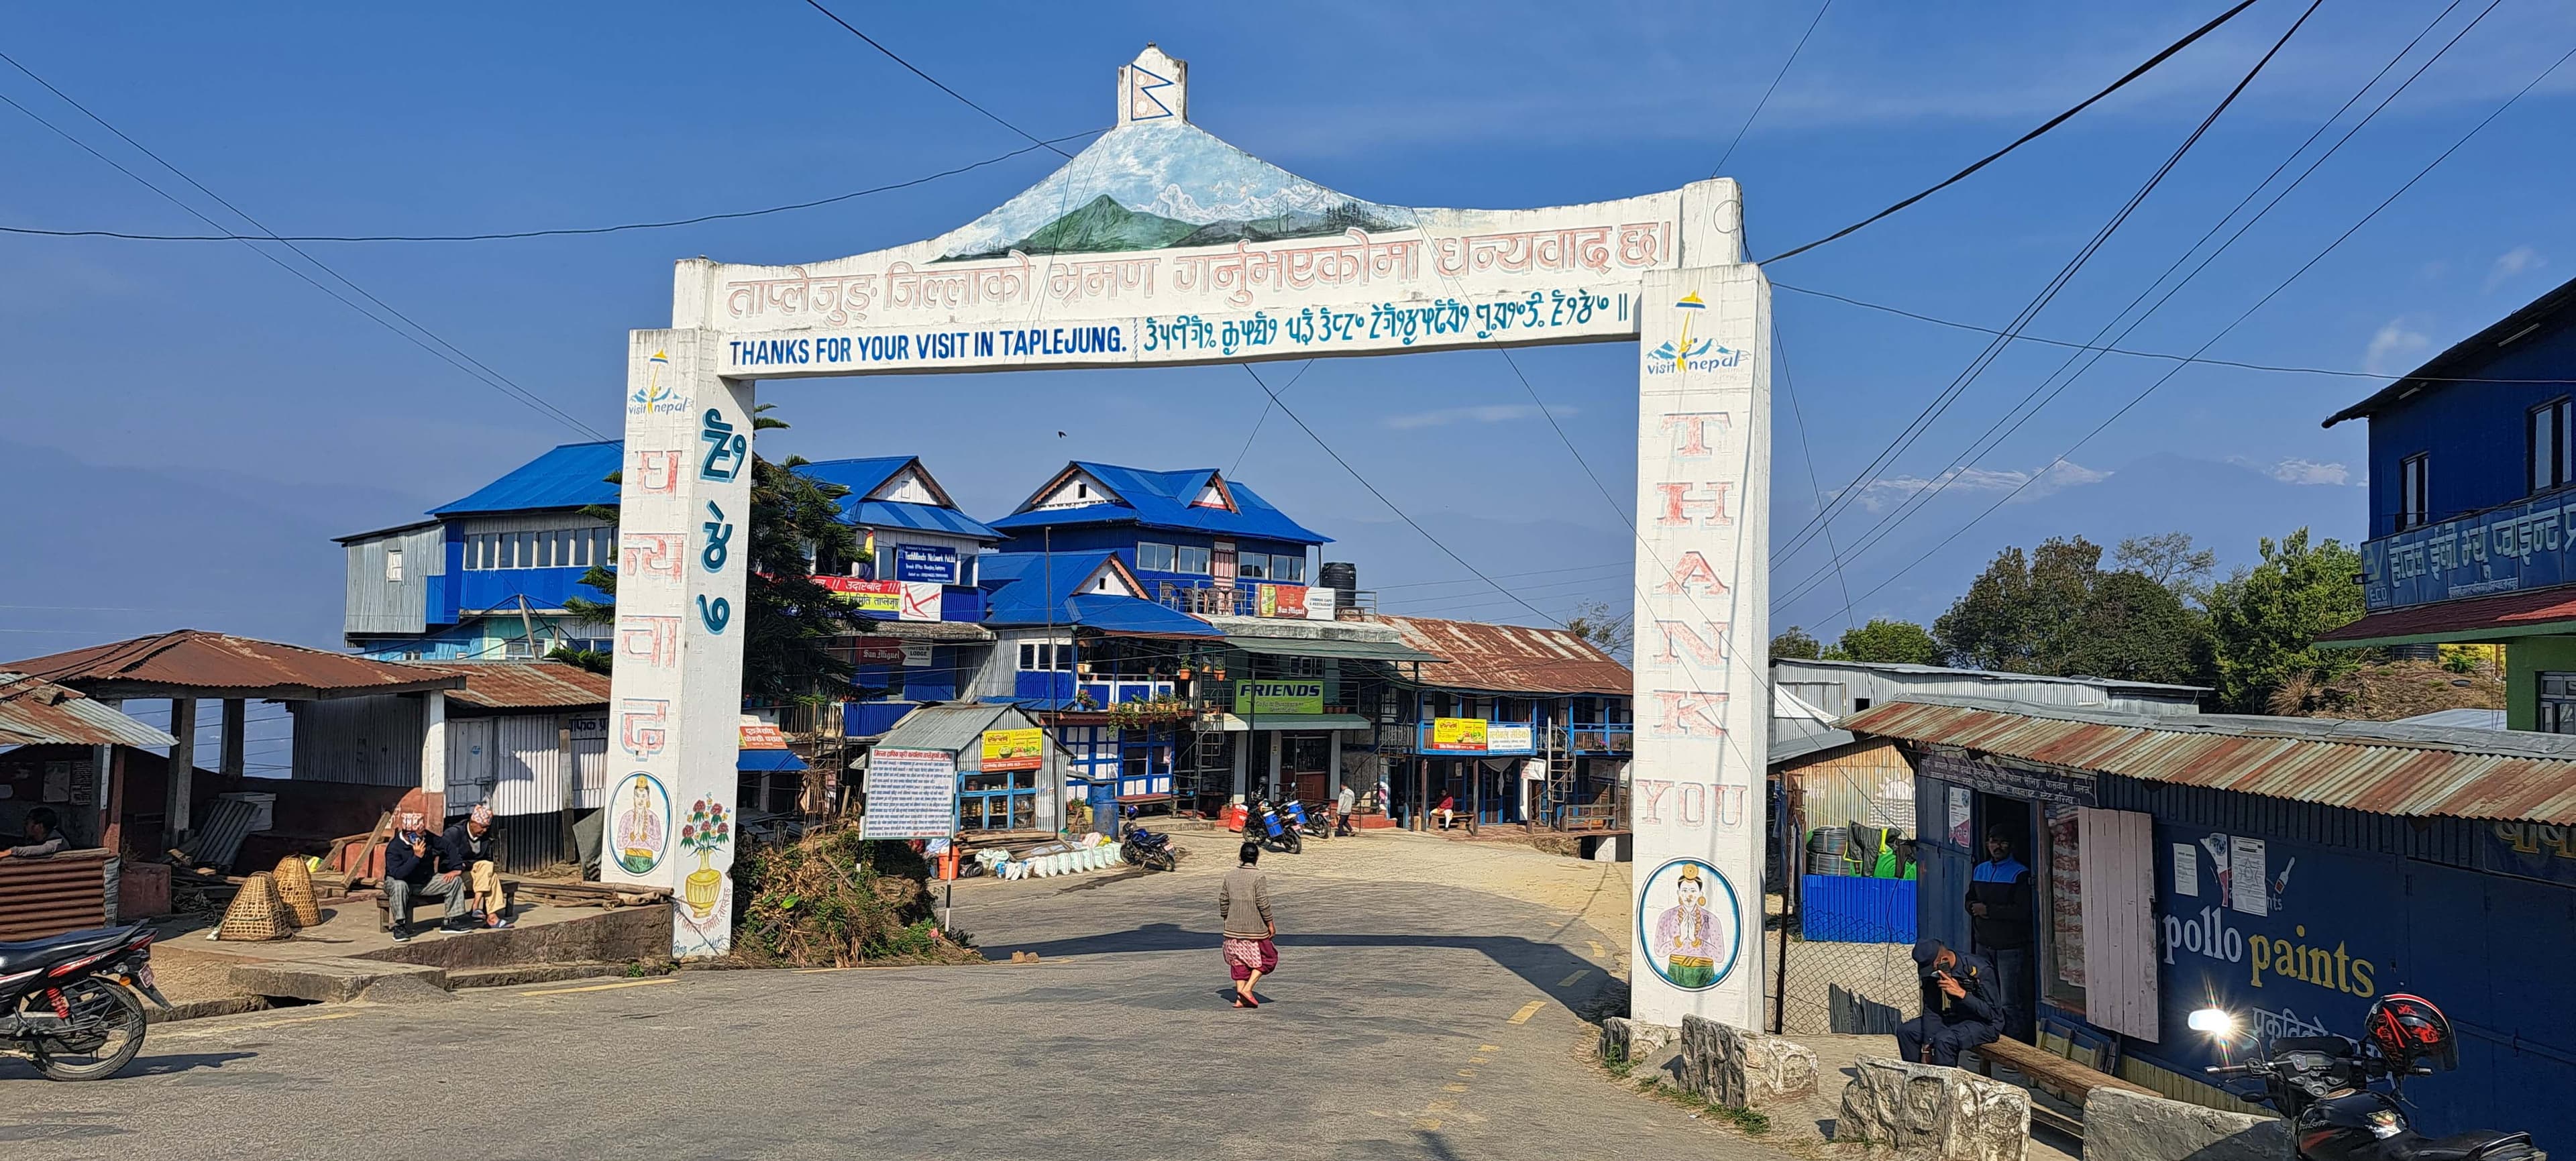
left=1773, top=0, right=2491, bottom=612
left=1711, top=0, right=1834, bottom=176
left=1770, top=0, right=2320, bottom=569
left=1830, top=39, right=2576, bottom=612
left=800, top=0, right=1077, bottom=159
left=1754, top=0, right=2263, bottom=265
left=0, top=131, right=1102, bottom=242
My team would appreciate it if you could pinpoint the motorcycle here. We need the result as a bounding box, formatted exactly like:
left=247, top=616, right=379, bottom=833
left=2192, top=995, right=2541, bottom=1161
left=3, top=922, right=169, bottom=1081
left=1279, top=798, right=1328, bottom=841
left=1120, top=824, right=1177, bottom=873
left=1240, top=798, right=1301, bottom=854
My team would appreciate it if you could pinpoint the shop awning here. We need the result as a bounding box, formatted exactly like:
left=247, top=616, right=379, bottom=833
left=1205, top=713, right=1375, bottom=732
left=2315, top=584, right=2576, bottom=648
left=1222, top=635, right=1440, bottom=663
left=737, top=749, right=810, bottom=773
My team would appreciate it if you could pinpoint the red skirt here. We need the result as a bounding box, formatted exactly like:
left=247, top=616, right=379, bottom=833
left=1222, top=936, right=1279, bottom=980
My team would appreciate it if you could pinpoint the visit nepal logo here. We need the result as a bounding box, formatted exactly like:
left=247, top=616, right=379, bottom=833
left=1644, top=291, right=1746, bottom=375
left=629, top=349, right=692, bottom=415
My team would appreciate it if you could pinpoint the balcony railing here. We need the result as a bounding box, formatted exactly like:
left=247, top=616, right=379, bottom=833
left=1560, top=724, right=1633, bottom=755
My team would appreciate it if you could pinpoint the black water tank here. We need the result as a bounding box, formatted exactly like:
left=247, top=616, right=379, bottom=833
left=1320, top=561, right=1358, bottom=608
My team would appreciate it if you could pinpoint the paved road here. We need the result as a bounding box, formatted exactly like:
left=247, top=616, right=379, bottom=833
left=1, top=850, right=1786, bottom=1161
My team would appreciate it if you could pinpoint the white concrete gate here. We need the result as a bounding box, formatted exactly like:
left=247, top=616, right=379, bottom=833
left=604, top=46, right=1772, bottom=1028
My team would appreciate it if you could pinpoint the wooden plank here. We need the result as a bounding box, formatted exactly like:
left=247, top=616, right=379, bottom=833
left=342, top=812, right=394, bottom=889
left=2079, top=807, right=2160, bottom=1042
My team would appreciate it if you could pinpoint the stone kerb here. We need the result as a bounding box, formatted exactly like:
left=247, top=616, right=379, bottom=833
left=1678, top=1014, right=1821, bottom=1111
left=1599, top=1016, right=1678, bottom=1067
left=2083, top=1089, right=2287, bottom=1161
left=1835, top=1055, right=2030, bottom=1161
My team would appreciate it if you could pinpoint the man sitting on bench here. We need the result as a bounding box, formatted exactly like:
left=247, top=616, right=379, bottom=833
left=384, top=812, right=469, bottom=941
left=1896, top=938, right=2004, bottom=1066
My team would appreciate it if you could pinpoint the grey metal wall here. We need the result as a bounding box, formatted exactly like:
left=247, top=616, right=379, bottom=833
left=292, top=696, right=427, bottom=786
left=1773, top=659, right=2202, bottom=718
left=486, top=715, right=566, bottom=818
left=343, top=524, right=445, bottom=637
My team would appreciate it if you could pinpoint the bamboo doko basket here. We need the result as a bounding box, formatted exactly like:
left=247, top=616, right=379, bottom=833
left=271, top=855, right=321, bottom=928
left=216, top=871, right=295, bottom=942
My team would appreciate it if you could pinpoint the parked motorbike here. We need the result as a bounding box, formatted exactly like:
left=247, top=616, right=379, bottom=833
left=1120, top=823, right=1177, bottom=872
left=1279, top=798, right=1327, bottom=841
left=2, top=922, right=169, bottom=1081
left=1246, top=798, right=1301, bottom=854
left=2194, top=995, right=2542, bottom=1161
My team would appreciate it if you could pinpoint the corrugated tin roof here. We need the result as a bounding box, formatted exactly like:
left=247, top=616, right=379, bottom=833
left=1223, top=634, right=1441, bottom=662
left=2314, top=583, right=2576, bottom=645
left=0, top=673, right=177, bottom=748
left=407, top=661, right=611, bottom=710
left=977, top=553, right=1222, bottom=635
left=1842, top=696, right=2576, bottom=825
left=7, top=631, right=466, bottom=700
left=1367, top=615, right=1631, bottom=696
left=432, top=441, right=622, bottom=516
left=989, top=461, right=1330, bottom=544
left=795, top=456, right=1002, bottom=541
left=1774, top=657, right=2208, bottom=694
left=877, top=702, right=1040, bottom=757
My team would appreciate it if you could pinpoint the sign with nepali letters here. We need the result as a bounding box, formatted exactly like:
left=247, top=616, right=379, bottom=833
left=611, top=43, right=1769, bottom=1035
left=979, top=728, right=1044, bottom=772
left=1428, top=717, right=1490, bottom=751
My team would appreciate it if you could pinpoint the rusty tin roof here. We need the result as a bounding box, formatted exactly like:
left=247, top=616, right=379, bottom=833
left=0, top=673, right=178, bottom=748
left=1843, top=696, right=2576, bottom=825
left=409, top=661, right=612, bottom=710
left=7, top=630, right=464, bottom=700
left=1368, top=615, right=1631, bottom=696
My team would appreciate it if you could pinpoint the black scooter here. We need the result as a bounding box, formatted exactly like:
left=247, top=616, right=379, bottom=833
left=2194, top=996, right=2540, bottom=1161
left=2, top=922, right=170, bottom=1081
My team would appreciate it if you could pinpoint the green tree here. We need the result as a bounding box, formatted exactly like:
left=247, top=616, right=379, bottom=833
left=2203, top=528, right=2364, bottom=712
left=566, top=404, right=865, bottom=703
left=2113, top=531, right=2218, bottom=598
left=1933, top=537, right=2102, bottom=673
left=1833, top=618, right=1945, bottom=665
left=1770, top=625, right=1821, bottom=661
left=1564, top=600, right=1633, bottom=661
left=2061, top=570, right=2210, bottom=685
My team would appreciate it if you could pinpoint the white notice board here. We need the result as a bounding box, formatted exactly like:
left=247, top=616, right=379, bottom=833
left=863, top=748, right=958, bottom=839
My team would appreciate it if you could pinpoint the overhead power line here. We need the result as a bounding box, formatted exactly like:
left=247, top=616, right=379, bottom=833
left=0, top=52, right=608, bottom=442
left=1772, top=0, right=2316, bottom=570
left=0, top=131, right=1099, bottom=243
left=1830, top=38, right=2576, bottom=613
left=1711, top=0, right=1834, bottom=176
left=1773, top=0, right=2499, bottom=612
left=1757, top=0, right=2263, bottom=264
left=800, top=0, right=1077, bottom=159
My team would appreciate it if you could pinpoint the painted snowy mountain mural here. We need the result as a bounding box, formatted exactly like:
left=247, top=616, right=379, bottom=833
left=934, top=119, right=1413, bottom=262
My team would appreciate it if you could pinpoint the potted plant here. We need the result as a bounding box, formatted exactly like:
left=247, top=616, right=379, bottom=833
left=678, top=797, right=731, bottom=919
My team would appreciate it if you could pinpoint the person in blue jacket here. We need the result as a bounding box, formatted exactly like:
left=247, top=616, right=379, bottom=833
left=383, top=811, right=468, bottom=941
left=1894, top=939, right=2004, bottom=1066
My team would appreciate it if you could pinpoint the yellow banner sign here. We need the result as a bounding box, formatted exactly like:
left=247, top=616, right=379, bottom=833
left=979, top=728, right=1043, bottom=771
left=1232, top=680, right=1324, bottom=716
left=1429, top=717, right=1489, bottom=751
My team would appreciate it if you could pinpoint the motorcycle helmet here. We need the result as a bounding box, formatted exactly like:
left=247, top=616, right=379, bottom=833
left=2363, top=993, right=2459, bottom=1072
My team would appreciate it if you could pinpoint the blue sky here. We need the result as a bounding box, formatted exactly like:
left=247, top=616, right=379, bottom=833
left=5, top=0, right=2573, bottom=669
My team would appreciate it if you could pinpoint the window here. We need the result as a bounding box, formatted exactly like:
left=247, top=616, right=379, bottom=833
left=1018, top=641, right=1075, bottom=671
left=1135, top=542, right=1177, bottom=572
left=2536, top=399, right=2574, bottom=494
left=1855, top=697, right=1872, bottom=711
left=1176, top=545, right=1212, bottom=575
left=2541, top=673, right=2576, bottom=734
left=1237, top=553, right=1269, bottom=580
left=2398, top=453, right=2430, bottom=531
left=385, top=549, right=404, bottom=582
left=1273, top=554, right=1305, bottom=583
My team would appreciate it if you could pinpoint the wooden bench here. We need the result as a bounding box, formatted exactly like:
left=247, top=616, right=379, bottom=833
left=1968, top=1036, right=2159, bottom=1137
left=374, top=878, right=519, bottom=931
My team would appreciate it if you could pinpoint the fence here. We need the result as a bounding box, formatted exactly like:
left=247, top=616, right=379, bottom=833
left=1767, top=760, right=1927, bottom=1038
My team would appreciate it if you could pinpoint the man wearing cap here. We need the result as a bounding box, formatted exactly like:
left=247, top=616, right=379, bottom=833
left=441, top=804, right=512, bottom=930
left=383, top=812, right=468, bottom=941
left=1895, top=938, right=2005, bottom=1066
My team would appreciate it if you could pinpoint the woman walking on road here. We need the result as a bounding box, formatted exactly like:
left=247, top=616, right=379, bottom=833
left=1220, top=841, right=1277, bottom=1008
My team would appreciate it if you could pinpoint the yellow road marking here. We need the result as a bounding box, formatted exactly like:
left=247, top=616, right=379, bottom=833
left=1589, top=940, right=1607, bottom=958
left=1479, top=1044, right=1501, bottom=1052
left=519, top=978, right=675, bottom=997
left=166, top=1010, right=360, bottom=1037
left=1456, top=1068, right=1477, bottom=1077
left=1442, top=1083, right=1469, bottom=1093
left=1558, top=969, right=1591, bottom=987
left=1469, top=1056, right=1489, bottom=1064
left=1415, top=1118, right=1442, bottom=1130
left=1426, top=1100, right=1458, bottom=1113
left=1507, top=1000, right=1546, bottom=1025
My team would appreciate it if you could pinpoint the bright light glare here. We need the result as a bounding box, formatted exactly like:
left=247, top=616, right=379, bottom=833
left=2188, top=1008, right=2237, bottom=1036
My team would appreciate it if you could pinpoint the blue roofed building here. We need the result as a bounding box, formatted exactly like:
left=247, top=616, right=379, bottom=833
left=338, top=441, right=623, bottom=661
left=987, top=461, right=1328, bottom=618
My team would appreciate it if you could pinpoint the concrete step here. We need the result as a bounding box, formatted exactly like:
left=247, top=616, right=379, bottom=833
left=227, top=956, right=453, bottom=1005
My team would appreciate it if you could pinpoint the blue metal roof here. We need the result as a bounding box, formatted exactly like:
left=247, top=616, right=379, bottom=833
left=796, top=456, right=914, bottom=502
left=978, top=551, right=1220, bottom=635
left=737, top=748, right=810, bottom=773
left=796, top=457, right=1002, bottom=541
left=433, top=441, right=623, bottom=516
left=987, top=461, right=1329, bottom=544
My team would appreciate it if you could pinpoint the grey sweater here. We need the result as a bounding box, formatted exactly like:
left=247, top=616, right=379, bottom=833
left=1219, top=865, right=1274, bottom=938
